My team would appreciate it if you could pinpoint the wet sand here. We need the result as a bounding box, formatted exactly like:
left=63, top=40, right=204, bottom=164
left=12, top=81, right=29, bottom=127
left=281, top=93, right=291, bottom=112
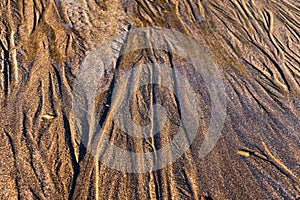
left=0, top=0, right=299, bottom=199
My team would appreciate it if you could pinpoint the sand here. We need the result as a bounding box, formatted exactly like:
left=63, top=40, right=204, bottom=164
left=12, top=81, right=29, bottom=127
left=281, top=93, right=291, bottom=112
left=0, top=0, right=299, bottom=199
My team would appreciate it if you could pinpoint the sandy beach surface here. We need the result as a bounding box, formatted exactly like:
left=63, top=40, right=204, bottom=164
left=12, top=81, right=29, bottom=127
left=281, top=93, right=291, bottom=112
left=0, top=0, right=299, bottom=199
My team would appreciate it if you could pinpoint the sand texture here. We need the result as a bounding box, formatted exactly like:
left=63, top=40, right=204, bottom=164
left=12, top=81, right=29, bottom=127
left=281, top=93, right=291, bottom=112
left=0, top=0, right=299, bottom=199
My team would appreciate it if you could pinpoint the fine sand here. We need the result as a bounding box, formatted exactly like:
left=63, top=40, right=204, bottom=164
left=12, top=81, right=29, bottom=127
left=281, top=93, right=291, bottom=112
left=0, top=0, right=299, bottom=199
